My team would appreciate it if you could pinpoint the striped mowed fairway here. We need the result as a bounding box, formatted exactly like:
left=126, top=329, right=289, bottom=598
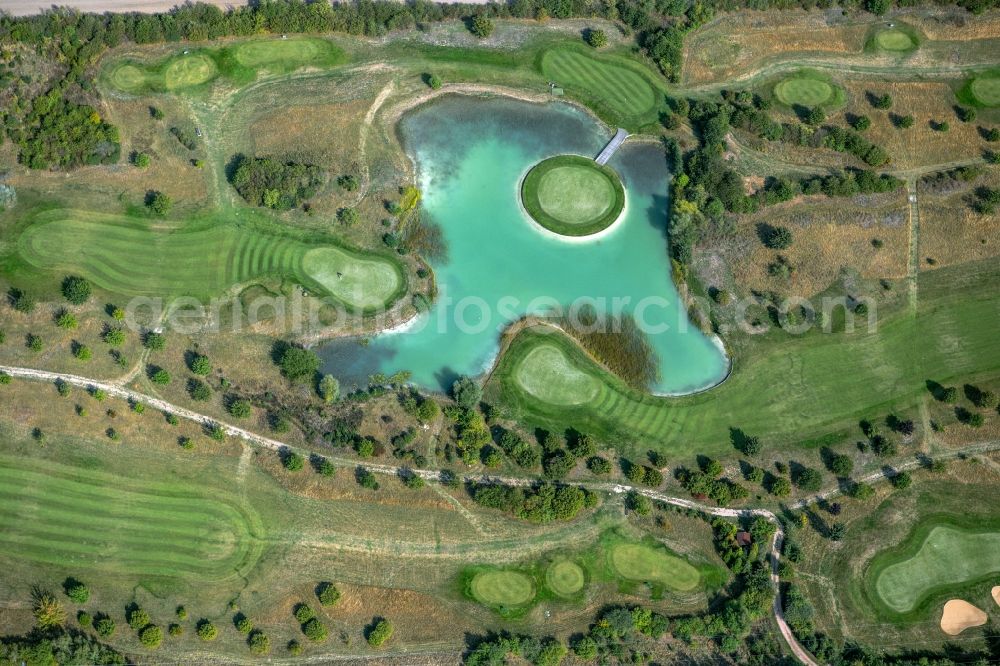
left=0, top=454, right=262, bottom=580
left=17, top=209, right=404, bottom=311
left=541, top=49, right=657, bottom=121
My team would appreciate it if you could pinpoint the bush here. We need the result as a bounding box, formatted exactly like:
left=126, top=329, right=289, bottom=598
left=143, top=332, right=165, bottom=351
left=851, top=115, right=871, bottom=131
left=956, top=106, right=976, bottom=122
left=586, top=28, right=607, bottom=48
left=770, top=476, right=792, bottom=497
left=228, top=398, right=252, bottom=418
left=761, top=224, right=793, bottom=249
left=168, top=623, right=182, bottom=636
left=366, top=618, right=393, bottom=647
left=139, top=625, right=162, bottom=648
left=187, top=378, right=211, bottom=401
left=426, top=73, right=442, bottom=89
left=451, top=376, right=481, bottom=409
left=338, top=207, right=358, bottom=225
left=302, top=618, right=327, bottom=642
left=318, top=374, right=339, bottom=403
left=189, top=353, right=211, bottom=375
left=828, top=454, right=853, bottom=477
left=587, top=456, right=612, bottom=474
left=293, top=604, right=315, bottom=623
left=63, top=579, right=89, bottom=603
left=103, top=327, right=125, bottom=346
left=336, top=174, right=358, bottom=191
left=77, top=611, right=92, bottom=627
left=95, top=616, right=116, bottom=637
left=33, top=594, right=66, bottom=629
left=150, top=368, right=170, bottom=384
left=10, top=288, right=35, bottom=313
left=0, top=372, right=11, bottom=385
left=287, top=640, right=303, bottom=656
left=316, top=582, right=340, bottom=607
left=282, top=451, right=304, bottom=471
left=132, top=152, right=150, bottom=168
left=61, top=276, right=91, bottom=305
left=146, top=190, right=172, bottom=215
left=235, top=614, right=253, bottom=634
left=248, top=630, right=270, bottom=655
left=196, top=620, right=217, bottom=641
left=278, top=345, right=321, bottom=382
left=890, top=471, right=912, bottom=489
left=56, top=310, right=78, bottom=329
left=469, top=15, right=494, bottom=38
left=229, top=155, right=326, bottom=209
left=794, top=467, right=823, bottom=492
left=897, top=114, right=914, bottom=129
left=127, top=607, right=150, bottom=631
left=73, top=343, right=92, bottom=361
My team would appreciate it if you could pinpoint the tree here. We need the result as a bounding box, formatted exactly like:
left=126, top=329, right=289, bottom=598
left=143, top=332, right=166, bottom=350
left=740, top=435, right=762, bottom=456
left=189, top=353, right=211, bottom=375
left=146, top=190, right=172, bottom=215
left=872, top=93, right=892, bottom=109
left=235, top=614, right=253, bottom=634
left=316, top=582, right=340, bottom=606
left=318, top=374, right=339, bottom=403
left=852, top=115, right=871, bottom=131
left=278, top=345, right=321, bottom=382
left=451, top=376, right=481, bottom=409
left=337, top=174, right=358, bottom=191
left=427, top=73, right=442, bottom=89
left=316, top=457, right=335, bottom=476
left=770, top=477, right=792, bottom=497
left=10, top=288, right=35, bottom=313
left=150, top=367, right=170, bottom=384
left=95, top=616, right=116, bottom=637
left=469, top=15, right=494, bottom=38
left=586, top=28, right=607, bottom=48
left=133, top=152, right=150, bottom=168
left=61, top=276, right=91, bottom=305
left=0, top=372, right=11, bottom=385
left=127, top=607, right=150, bottom=631
left=828, top=453, right=853, bottom=477
left=956, top=106, right=976, bottom=122
left=302, top=618, right=327, bottom=642
left=188, top=379, right=211, bottom=401
left=366, top=618, right=393, bottom=647
left=197, top=620, right=217, bottom=641
left=248, top=630, right=269, bottom=655
left=891, top=471, right=912, bottom=489
left=63, top=578, right=89, bottom=603
left=282, top=451, right=304, bottom=471
left=865, top=0, right=889, bottom=14
left=762, top=225, right=793, bottom=249
left=806, top=106, right=825, bottom=126
left=56, top=311, right=78, bottom=329
left=73, top=343, right=92, bottom=361
left=897, top=114, right=915, bottom=128
left=139, top=625, right=162, bottom=648
left=626, top=490, right=652, bottom=515
left=103, top=327, right=126, bottom=346
left=33, top=593, right=66, bottom=629
left=287, top=640, right=303, bottom=655
left=795, top=467, right=823, bottom=492
left=338, top=207, right=358, bottom=225
left=228, top=397, right=252, bottom=418
left=150, top=106, right=164, bottom=120
left=829, top=523, right=846, bottom=541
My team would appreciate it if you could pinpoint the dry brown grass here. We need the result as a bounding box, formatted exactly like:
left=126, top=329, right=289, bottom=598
left=682, top=11, right=870, bottom=85
left=724, top=195, right=909, bottom=297
left=828, top=80, right=987, bottom=170
left=919, top=170, right=1000, bottom=270
left=907, top=9, right=1000, bottom=40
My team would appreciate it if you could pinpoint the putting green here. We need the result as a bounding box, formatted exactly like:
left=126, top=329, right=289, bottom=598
left=775, top=77, right=834, bottom=107
left=235, top=38, right=323, bottom=67
left=969, top=77, right=1000, bottom=106
left=521, top=155, right=625, bottom=237
left=16, top=209, right=404, bottom=312
left=514, top=344, right=601, bottom=405
left=540, top=49, right=657, bottom=122
left=470, top=570, right=535, bottom=606
left=302, top=248, right=403, bottom=311
left=876, top=29, right=916, bottom=51
left=872, top=524, right=1000, bottom=614
left=0, top=454, right=261, bottom=580
left=109, top=64, right=148, bottom=91
left=163, top=54, right=217, bottom=89
left=609, top=543, right=701, bottom=591
left=545, top=560, right=585, bottom=596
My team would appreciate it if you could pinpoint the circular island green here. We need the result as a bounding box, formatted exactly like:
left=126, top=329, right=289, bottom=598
left=521, top=154, right=626, bottom=237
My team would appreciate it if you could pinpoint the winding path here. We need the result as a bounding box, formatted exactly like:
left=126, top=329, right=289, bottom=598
left=0, top=362, right=818, bottom=665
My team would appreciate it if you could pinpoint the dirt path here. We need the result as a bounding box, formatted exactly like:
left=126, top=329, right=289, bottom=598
left=905, top=178, right=921, bottom=314
left=0, top=362, right=820, bottom=665
left=3, top=0, right=491, bottom=15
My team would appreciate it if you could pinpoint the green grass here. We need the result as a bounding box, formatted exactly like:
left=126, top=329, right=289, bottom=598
left=773, top=70, right=845, bottom=109
left=0, top=453, right=263, bottom=580
left=104, top=37, right=346, bottom=94
left=868, top=518, right=1000, bottom=617
left=540, top=48, right=661, bottom=128
left=875, top=29, right=918, bottom=52
left=488, top=259, right=1000, bottom=457
left=608, top=543, right=701, bottom=592
left=15, top=208, right=404, bottom=312
left=520, top=155, right=625, bottom=236
left=469, top=570, right=536, bottom=607
left=544, top=559, right=586, bottom=597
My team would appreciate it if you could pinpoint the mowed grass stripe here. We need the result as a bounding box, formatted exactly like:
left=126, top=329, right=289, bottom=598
left=17, top=209, right=403, bottom=310
left=541, top=49, right=656, bottom=120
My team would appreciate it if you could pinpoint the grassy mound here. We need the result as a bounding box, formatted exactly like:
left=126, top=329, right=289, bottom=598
left=875, top=29, right=917, bottom=52
left=105, top=37, right=345, bottom=94
left=0, top=454, right=261, bottom=580
left=960, top=74, right=1000, bottom=107
left=869, top=519, right=1000, bottom=617
left=609, top=543, right=701, bottom=591
left=16, top=209, right=404, bottom=312
left=469, top=570, right=535, bottom=607
left=540, top=49, right=658, bottom=126
left=513, top=343, right=601, bottom=406
left=773, top=71, right=844, bottom=108
left=545, top=560, right=585, bottom=597
left=521, top=155, right=625, bottom=237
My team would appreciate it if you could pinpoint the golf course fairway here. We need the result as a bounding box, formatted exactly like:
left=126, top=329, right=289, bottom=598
left=17, top=209, right=404, bottom=311
left=609, top=543, right=701, bottom=591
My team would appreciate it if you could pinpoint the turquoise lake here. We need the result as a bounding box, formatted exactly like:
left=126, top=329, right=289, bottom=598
left=318, top=96, right=728, bottom=394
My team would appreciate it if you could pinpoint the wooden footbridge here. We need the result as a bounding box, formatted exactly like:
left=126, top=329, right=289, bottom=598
left=595, top=128, right=629, bottom=165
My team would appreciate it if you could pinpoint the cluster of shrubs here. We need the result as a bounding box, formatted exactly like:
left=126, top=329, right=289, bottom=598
left=675, top=458, right=748, bottom=506
left=229, top=154, right=326, bottom=210
left=469, top=481, right=598, bottom=523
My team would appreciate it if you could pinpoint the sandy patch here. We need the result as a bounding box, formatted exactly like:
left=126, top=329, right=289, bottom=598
left=993, top=586, right=1000, bottom=607
left=940, top=599, right=988, bottom=635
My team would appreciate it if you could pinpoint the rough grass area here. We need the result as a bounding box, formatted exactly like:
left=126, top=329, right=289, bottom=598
left=608, top=543, right=701, bottom=591
left=870, top=521, right=1000, bottom=615
left=539, top=48, right=660, bottom=128
left=0, top=453, right=263, bottom=580
left=520, top=154, right=625, bottom=236
left=489, top=259, right=1000, bottom=456
left=104, top=37, right=346, bottom=94
left=15, top=209, right=404, bottom=312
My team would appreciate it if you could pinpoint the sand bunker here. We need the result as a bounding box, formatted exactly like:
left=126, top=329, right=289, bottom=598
left=940, top=599, right=988, bottom=635
left=992, top=585, right=1000, bottom=607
